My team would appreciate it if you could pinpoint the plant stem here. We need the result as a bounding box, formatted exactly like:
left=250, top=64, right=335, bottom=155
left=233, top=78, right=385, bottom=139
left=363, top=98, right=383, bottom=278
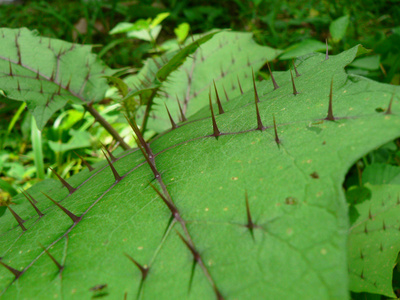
left=85, top=104, right=130, bottom=150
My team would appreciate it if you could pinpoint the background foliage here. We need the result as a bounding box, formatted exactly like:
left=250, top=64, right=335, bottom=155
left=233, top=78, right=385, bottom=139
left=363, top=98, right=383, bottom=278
left=0, top=1, right=399, bottom=298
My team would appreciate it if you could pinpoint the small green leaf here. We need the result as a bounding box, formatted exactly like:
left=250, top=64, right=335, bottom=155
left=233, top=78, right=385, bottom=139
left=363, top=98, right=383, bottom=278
left=150, top=12, right=170, bottom=29
left=330, top=15, right=350, bottom=43
left=48, top=129, right=92, bottom=153
left=127, top=26, right=162, bottom=42
left=349, top=55, right=381, bottom=71
left=280, top=39, right=328, bottom=60
left=174, top=22, right=190, bottom=43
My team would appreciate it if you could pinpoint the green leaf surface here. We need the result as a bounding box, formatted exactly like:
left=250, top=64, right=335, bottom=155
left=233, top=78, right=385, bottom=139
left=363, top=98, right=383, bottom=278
left=363, top=163, right=400, bottom=185
left=330, top=15, right=350, bottom=43
left=122, top=31, right=222, bottom=108
left=1, top=45, right=399, bottom=299
left=279, top=39, right=328, bottom=60
left=130, top=31, right=281, bottom=132
left=48, top=129, right=92, bottom=153
left=0, top=28, right=113, bottom=130
left=348, top=184, right=400, bottom=297
left=349, top=55, right=381, bottom=71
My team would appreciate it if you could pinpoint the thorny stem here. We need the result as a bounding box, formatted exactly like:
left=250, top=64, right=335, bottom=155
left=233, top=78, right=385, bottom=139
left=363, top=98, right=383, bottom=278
left=141, top=89, right=158, bottom=134
left=85, top=104, right=130, bottom=150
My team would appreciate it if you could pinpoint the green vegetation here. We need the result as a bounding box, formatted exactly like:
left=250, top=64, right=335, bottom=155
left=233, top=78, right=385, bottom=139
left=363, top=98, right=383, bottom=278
left=0, top=1, right=399, bottom=299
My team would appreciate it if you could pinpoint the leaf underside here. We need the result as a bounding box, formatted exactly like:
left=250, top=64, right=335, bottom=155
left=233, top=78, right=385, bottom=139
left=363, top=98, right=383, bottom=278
left=0, top=45, right=399, bottom=299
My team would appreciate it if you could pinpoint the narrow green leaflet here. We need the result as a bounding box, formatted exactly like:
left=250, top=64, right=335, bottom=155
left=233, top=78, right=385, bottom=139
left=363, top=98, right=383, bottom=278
left=348, top=184, right=400, bottom=297
left=330, top=16, right=350, bottom=43
left=0, top=28, right=113, bottom=130
left=0, top=45, right=399, bottom=299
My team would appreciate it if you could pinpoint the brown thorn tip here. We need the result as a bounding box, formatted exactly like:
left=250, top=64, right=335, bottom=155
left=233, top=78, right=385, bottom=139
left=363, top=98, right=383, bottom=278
left=176, top=231, right=201, bottom=262
left=290, top=70, right=299, bottom=95
left=41, top=192, right=81, bottom=223
left=266, top=60, right=279, bottom=90
left=292, top=59, right=301, bottom=77
left=133, top=136, right=160, bottom=179
left=0, top=259, right=22, bottom=278
left=245, top=191, right=255, bottom=231
left=21, top=189, right=43, bottom=217
left=100, top=143, right=117, bottom=162
left=101, top=149, right=121, bottom=182
left=49, top=167, right=76, bottom=194
left=149, top=183, right=179, bottom=219
left=176, top=95, right=187, bottom=122
left=273, top=115, right=280, bottom=145
left=252, top=70, right=264, bottom=131
left=325, top=77, right=335, bottom=121
left=384, top=91, right=394, bottom=115
left=39, top=243, right=63, bottom=271
left=124, top=116, right=151, bottom=157
left=237, top=75, right=244, bottom=94
left=8, top=60, right=13, bottom=77
left=7, top=205, right=26, bottom=231
left=222, top=84, right=229, bottom=102
left=209, top=89, right=221, bottom=137
left=252, top=68, right=260, bottom=103
left=164, top=103, right=177, bottom=129
left=73, top=151, right=94, bottom=171
left=325, top=39, right=329, bottom=60
left=213, top=80, right=225, bottom=114
left=124, top=253, right=149, bottom=280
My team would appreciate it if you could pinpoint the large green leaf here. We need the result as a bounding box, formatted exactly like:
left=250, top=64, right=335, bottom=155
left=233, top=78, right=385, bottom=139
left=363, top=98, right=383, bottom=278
left=0, top=45, right=399, bottom=299
left=0, top=28, right=113, bottom=130
left=348, top=184, right=400, bottom=297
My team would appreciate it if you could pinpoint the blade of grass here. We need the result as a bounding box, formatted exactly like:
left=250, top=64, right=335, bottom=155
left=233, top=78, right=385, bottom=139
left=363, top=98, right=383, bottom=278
left=31, top=116, right=45, bottom=180
left=7, top=102, right=26, bottom=134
